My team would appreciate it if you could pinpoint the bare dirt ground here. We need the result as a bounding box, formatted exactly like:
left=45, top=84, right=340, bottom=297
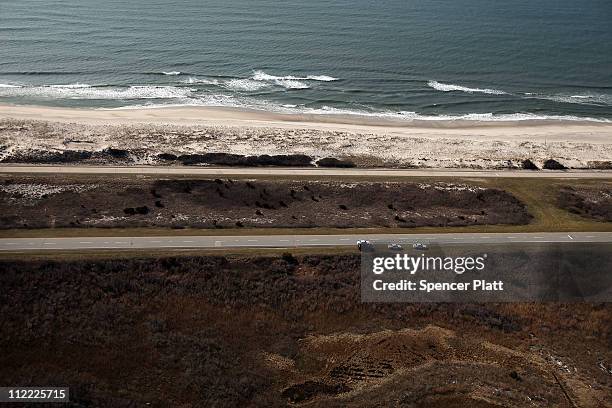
left=0, top=253, right=610, bottom=407
left=558, top=186, right=612, bottom=222
left=0, top=175, right=532, bottom=229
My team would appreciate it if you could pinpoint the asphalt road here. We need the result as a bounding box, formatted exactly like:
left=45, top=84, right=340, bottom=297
left=1, top=232, right=610, bottom=252
left=1, top=165, right=611, bottom=179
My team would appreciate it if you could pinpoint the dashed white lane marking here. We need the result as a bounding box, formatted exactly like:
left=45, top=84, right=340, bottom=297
left=279, top=239, right=290, bottom=242
left=585, top=235, right=595, bottom=238
left=43, top=242, right=55, bottom=245
left=151, top=240, right=161, bottom=243
left=567, top=234, right=574, bottom=240
left=247, top=239, right=258, bottom=242
left=508, top=237, right=517, bottom=239
left=79, top=241, right=92, bottom=244
left=6, top=243, right=16, bottom=245
left=339, top=238, right=351, bottom=241
left=534, top=236, right=544, bottom=239
left=182, top=240, right=194, bottom=243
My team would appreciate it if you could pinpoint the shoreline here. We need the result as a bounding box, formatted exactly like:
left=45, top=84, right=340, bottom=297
left=1, top=102, right=612, bottom=133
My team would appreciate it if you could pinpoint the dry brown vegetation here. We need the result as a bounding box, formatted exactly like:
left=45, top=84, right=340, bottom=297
left=0, top=176, right=532, bottom=230
left=558, top=186, right=612, bottom=222
left=0, top=253, right=610, bottom=407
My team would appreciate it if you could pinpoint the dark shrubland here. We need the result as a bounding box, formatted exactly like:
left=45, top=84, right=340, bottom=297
left=558, top=186, right=612, bottom=221
left=316, top=157, right=356, bottom=168
left=0, top=253, right=609, bottom=406
left=0, top=177, right=532, bottom=229
left=542, top=159, right=567, bottom=170
left=522, top=159, right=539, bottom=170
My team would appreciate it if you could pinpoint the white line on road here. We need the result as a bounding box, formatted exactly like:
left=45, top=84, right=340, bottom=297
left=2, top=165, right=611, bottom=179
left=1, top=232, right=611, bottom=252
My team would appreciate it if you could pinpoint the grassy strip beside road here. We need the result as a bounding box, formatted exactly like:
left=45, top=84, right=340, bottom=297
left=0, top=175, right=609, bottom=238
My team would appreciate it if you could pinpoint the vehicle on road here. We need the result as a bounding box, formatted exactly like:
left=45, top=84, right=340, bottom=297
left=357, top=240, right=374, bottom=251
left=412, top=242, right=429, bottom=250
left=387, top=243, right=403, bottom=251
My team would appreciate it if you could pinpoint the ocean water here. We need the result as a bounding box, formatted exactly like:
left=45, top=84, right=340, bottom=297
left=1, top=0, right=611, bottom=121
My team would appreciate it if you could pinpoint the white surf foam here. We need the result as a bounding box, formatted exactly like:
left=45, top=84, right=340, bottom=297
left=162, top=71, right=182, bottom=76
left=251, top=70, right=341, bottom=89
left=0, top=83, right=22, bottom=88
left=428, top=80, right=508, bottom=95
left=525, top=93, right=612, bottom=106
left=274, top=79, right=310, bottom=89
left=178, top=71, right=336, bottom=91
left=182, top=77, right=220, bottom=85
left=0, top=85, right=195, bottom=100
left=252, top=71, right=338, bottom=82
left=252, top=71, right=309, bottom=89
left=305, top=75, right=338, bottom=82
left=225, top=79, right=270, bottom=91
left=49, top=83, right=92, bottom=89
left=103, top=97, right=611, bottom=123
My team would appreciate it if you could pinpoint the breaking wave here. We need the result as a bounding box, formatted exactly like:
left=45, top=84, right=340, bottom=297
left=180, top=70, right=337, bottom=91
left=252, top=70, right=338, bottom=82
left=162, top=71, right=182, bottom=76
left=49, top=83, right=92, bottom=89
left=0, top=85, right=195, bottom=99
left=182, top=77, right=221, bottom=85
left=225, top=79, right=269, bottom=91
left=251, top=70, right=339, bottom=89
left=428, top=80, right=508, bottom=95
left=525, top=93, right=612, bottom=106
left=103, top=99, right=611, bottom=123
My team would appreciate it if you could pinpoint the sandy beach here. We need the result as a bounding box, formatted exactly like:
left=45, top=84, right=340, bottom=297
left=1, top=104, right=611, bottom=169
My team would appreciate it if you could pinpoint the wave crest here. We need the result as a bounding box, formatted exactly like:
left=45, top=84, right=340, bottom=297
left=428, top=80, right=508, bottom=95
left=526, top=93, right=612, bottom=106
left=0, top=85, right=194, bottom=100
left=49, top=83, right=92, bottom=89
left=225, top=79, right=269, bottom=91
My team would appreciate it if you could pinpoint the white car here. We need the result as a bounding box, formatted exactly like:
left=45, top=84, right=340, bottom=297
left=387, top=243, right=403, bottom=251
left=412, top=242, right=428, bottom=250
